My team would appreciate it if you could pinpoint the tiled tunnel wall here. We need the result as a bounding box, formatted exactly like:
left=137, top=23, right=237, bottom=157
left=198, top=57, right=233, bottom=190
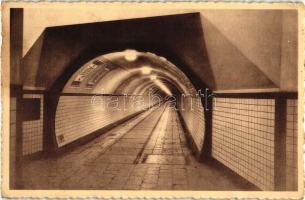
left=20, top=93, right=206, bottom=154
left=286, top=99, right=298, bottom=190
left=55, top=95, right=156, bottom=147
left=212, top=97, right=298, bottom=191
left=10, top=97, right=17, bottom=187
left=212, top=97, right=275, bottom=190
left=179, top=97, right=205, bottom=151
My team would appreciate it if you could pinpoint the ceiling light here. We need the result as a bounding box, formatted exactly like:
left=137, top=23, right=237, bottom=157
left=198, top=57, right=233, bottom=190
left=150, top=75, right=157, bottom=80
left=124, top=49, right=138, bottom=61
left=160, top=56, right=167, bottom=61
left=141, top=66, right=152, bottom=75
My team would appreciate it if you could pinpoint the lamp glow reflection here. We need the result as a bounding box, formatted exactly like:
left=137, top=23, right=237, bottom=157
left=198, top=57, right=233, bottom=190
left=154, top=79, right=172, bottom=96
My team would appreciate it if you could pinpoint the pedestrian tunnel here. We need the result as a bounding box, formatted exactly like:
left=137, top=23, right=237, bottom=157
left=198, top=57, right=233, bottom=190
left=54, top=50, right=206, bottom=154
left=10, top=11, right=298, bottom=191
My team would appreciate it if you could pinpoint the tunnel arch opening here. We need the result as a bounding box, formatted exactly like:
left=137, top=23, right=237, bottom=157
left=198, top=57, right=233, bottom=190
left=61, top=50, right=196, bottom=96
left=53, top=50, right=206, bottom=158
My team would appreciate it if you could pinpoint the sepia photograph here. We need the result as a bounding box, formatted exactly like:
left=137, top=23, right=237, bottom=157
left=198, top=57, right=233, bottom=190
left=1, top=2, right=304, bottom=198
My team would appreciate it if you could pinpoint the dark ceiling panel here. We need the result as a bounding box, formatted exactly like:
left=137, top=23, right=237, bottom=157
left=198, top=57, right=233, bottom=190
left=21, top=12, right=280, bottom=92
left=22, top=13, right=212, bottom=92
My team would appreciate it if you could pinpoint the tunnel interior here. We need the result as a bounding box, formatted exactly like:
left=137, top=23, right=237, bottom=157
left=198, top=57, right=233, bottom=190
left=55, top=50, right=206, bottom=153
left=9, top=10, right=299, bottom=192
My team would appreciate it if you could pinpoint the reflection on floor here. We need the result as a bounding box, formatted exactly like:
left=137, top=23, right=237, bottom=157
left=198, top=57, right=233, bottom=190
left=20, top=104, right=257, bottom=190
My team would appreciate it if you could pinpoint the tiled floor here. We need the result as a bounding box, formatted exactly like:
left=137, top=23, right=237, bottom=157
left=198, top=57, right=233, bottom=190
left=20, top=104, right=257, bottom=190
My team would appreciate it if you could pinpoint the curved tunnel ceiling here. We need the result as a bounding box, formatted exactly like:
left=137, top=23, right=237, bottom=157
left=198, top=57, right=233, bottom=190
left=62, top=50, right=198, bottom=97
